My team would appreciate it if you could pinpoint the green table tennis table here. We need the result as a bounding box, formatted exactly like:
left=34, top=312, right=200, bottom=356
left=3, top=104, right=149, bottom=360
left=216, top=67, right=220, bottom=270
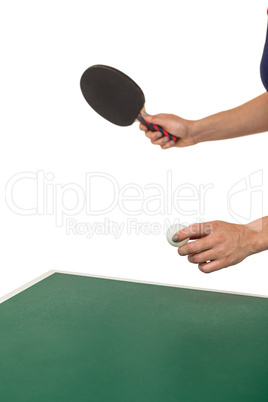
left=1, top=270, right=268, bottom=401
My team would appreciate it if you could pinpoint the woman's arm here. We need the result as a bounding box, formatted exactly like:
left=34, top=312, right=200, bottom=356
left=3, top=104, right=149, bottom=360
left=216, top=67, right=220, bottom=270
left=140, top=92, right=268, bottom=148
left=193, top=92, right=268, bottom=143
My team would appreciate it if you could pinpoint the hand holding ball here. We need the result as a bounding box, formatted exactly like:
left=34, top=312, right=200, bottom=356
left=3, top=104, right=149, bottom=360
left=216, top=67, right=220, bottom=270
left=166, top=224, right=190, bottom=247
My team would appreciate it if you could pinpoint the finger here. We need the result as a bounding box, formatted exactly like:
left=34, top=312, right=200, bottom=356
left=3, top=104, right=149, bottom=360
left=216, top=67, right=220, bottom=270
left=151, top=132, right=165, bottom=143
left=145, top=132, right=166, bottom=145
left=145, top=131, right=173, bottom=146
left=139, top=123, right=148, bottom=132
left=144, top=129, right=176, bottom=148
left=144, top=130, right=156, bottom=140
left=175, top=222, right=213, bottom=242
left=143, top=113, right=168, bottom=128
left=143, top=114, right=178, bottom=144
left=198, top=260, right=225, bottom=274
left=161, top=140, right=176, bottom=149
left=178, top=237, right=213, bottom=256
left=187, top=250, right=215, bottom=264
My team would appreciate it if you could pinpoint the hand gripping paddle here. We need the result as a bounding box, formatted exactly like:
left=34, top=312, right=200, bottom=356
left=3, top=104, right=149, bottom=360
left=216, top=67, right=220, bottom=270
left=80, top=65, right=177, bottom=142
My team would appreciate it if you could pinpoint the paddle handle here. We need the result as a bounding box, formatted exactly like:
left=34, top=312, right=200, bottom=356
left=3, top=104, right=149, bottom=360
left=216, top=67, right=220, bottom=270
left=137, top=112, right=177, bottom=142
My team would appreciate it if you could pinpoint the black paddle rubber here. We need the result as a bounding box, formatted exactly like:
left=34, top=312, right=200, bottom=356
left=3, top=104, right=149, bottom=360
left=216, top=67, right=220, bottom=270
left=80, top=64, right=178, bottom=142
left=80, top=65, right=145, bottom=126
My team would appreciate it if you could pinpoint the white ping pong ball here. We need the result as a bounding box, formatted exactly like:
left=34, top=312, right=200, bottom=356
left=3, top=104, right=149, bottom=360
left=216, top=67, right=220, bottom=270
left=166, top=224, right=190, bottom=247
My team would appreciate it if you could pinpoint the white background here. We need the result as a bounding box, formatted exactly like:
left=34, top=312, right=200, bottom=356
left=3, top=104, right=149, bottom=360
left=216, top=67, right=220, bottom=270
left=1, top=0, right=268, bottom=298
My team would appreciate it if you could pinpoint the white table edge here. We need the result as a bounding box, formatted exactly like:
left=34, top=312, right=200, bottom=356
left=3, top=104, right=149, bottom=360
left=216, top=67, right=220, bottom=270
left=1, top=269, right=268, bottom=304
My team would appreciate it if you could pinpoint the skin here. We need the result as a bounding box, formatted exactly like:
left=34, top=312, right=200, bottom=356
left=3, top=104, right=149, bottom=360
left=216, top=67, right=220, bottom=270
left=139, top=92, right=268, bottom=272
left=173, top=219, right=268, bottom=274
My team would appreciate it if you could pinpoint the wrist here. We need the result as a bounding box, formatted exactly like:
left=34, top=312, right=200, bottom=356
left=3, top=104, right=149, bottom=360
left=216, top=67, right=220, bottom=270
left=248, top=229, right=262, bottom=255
left=245, top=219, right=268, bottom=254
left=189, top=118, right=214, bottom=144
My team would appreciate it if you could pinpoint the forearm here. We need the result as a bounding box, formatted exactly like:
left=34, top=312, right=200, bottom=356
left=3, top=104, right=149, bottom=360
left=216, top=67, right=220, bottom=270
left=246, top=217, right=268, bottom=254
left=192, top=92, right=268, bottom=143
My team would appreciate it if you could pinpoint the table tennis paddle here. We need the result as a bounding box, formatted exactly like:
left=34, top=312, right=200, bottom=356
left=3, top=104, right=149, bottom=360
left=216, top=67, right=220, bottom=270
left=80, top=65, right=177, bottom=142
